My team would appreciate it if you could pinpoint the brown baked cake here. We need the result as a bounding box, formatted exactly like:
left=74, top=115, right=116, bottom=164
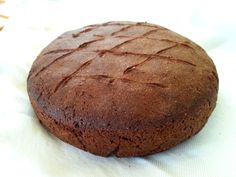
left=27, top=21, right=218, bottom=157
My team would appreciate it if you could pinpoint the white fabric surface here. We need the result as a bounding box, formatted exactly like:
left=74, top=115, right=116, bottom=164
left=0, top=0, right=236, bottom=177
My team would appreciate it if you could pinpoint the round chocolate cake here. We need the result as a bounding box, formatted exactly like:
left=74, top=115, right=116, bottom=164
left=27, top=21, right=218, bottom=157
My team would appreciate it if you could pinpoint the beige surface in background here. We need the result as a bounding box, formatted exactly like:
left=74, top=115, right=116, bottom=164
left=0, top=0, right=236, bottom=177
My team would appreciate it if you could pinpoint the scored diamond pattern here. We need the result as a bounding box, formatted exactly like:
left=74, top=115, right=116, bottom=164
left=31, top=22, right=197, bottom=94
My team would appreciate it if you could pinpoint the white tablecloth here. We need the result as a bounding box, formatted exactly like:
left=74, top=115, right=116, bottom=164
left=0, top=0, right=235, bottom=177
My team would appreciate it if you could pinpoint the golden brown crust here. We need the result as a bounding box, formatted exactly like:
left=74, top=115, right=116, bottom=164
left=27, top=21, right=218, bottom=157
